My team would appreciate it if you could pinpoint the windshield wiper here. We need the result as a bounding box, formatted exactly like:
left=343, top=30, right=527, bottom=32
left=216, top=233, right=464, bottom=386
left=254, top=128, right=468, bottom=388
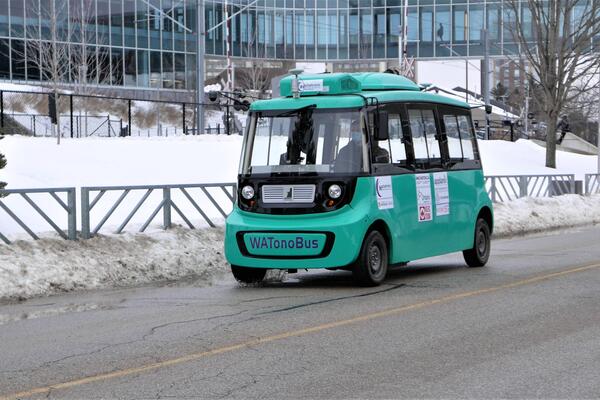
left=273, top=104, right=317, bottom=118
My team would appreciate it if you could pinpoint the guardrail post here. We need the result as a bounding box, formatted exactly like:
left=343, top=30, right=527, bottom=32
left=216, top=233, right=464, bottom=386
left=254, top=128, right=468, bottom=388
left=163, top=187, right=171, bottom=229
left=490, top=177, right=496, bottom=202
left=81, top=188, right=90, bottom=239
left=570, top=175, right=575, bottom=194
left=585, top=174, right=590, bottom=195
left=67, top=188, right=77, bottom=240
left=519, top=176, right=528, bottom=198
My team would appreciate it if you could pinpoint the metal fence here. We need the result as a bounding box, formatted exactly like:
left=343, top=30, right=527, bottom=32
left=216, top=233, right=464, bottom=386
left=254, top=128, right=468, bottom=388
left=2, top=174, right=598, bottom=244
left=0, top=187, right=76, bottom=244
left=80, top=183, right=237, bottom=239
left=585, top=174, right=600, bottom=195
left=0, top=90, right=245, bottom=138
left=485, top=174, right=575, bottom=202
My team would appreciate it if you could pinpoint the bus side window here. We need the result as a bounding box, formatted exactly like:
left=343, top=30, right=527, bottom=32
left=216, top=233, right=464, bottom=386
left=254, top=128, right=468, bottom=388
left=407, top=109, right=429, bottom=162
left=388, top=114, right=408, bottom=166
left=421, top=110, right=441, bottom=161
left=443, top=115, right=464, bottom=159
left=457, top=115, right=476, bottom=159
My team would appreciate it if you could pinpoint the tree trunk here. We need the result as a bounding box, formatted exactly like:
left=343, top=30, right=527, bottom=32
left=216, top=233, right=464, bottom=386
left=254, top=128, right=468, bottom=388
left=544, top=111, right=557, bottom=168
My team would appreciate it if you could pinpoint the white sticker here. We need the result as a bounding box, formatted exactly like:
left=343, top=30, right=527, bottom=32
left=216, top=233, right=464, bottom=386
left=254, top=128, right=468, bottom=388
left=433, top=172, right=450, bottom=216
left=375, top=176, right=394, bottom=210
left=416, top=174, right=432, bottom=222
left=298, top=79, right=325, bottom=92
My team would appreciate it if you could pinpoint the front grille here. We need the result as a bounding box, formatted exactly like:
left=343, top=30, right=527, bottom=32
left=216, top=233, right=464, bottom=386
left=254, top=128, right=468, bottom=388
left=261, top=184, right=316, bottom=204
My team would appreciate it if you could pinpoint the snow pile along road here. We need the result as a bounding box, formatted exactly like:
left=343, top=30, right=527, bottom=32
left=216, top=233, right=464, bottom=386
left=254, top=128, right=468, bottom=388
left=0, top=227, right=230, bottom=300
left=492, top=194, right=600, bottom=237
left=2, top=194, right=600, bottom=301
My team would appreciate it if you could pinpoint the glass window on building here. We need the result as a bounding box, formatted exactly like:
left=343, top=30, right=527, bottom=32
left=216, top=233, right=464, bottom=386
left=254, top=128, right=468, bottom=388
left=317, top=11, right=327, bottom=58
left=10, top=0, right=25, bottom=37
left=407, top=7, right=418, bottom=56
left=110, top=0, right=124, bottom=47
left=174, top=52, right=185, bottom=89
left=435, top=6, right=450, bottom=57
left=487, top=4, right=500, bottom=41
left=97, top=0, right=111, bottom=45
left=305, top=11, right=315, bottom=58
left=373, top=8, right=385, bottom=58
left=339, top=10, right=348, bottom=59
left=275, top=11, right=285, bottom=57
left=137, top=49, right=149, bottom=87
left=295, top=11, right=305, bottom=58
left=124, top=49, right=136, bottom=86
left=124, top=0, right=136, bottom=47
left=453, top=5, right=467, bottom=42
left=420, top=6, right=433, bottom=57
left=0, top=0, right=8, bottom=36
left=0, top=39, right=9, bottom=78
left=25, top=0, right=40, bottom=40
left=162, top=51, right=173, bottom=88
left=387, top=8, right=400, bottom=59
left=150, top=50, right=161, bottom=87
left=137, top=0, right=149, bottom=48
left=185, top=53, right=195, bottom=89
left=26, top=45, right=40, bottom=81
left=469, top=4, right=484, bottom=56
left=111, top=47, right=124, bottom=85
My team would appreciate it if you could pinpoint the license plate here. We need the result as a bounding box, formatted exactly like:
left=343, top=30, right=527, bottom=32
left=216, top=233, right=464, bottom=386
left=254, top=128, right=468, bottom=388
left=243, top=233, right=326, bottom=257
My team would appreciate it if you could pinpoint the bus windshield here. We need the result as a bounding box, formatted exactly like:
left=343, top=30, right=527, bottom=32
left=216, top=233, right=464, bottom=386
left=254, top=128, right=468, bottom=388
left=240, top=108, right=367, bottom=175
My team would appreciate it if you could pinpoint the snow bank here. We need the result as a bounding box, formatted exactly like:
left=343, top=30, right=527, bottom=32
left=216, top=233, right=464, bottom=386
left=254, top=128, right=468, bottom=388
left=492, top=194, right=600, bottom=237
left=2, top=194, right=600, bottom=301
left=0, top=227, right=231, bottom=300
left=479, top=140, right=597, bottom=180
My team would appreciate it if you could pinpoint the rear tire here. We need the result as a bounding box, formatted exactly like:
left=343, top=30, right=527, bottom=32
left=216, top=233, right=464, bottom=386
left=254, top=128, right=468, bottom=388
left=231, top=265, right=267, bottom=284
left=352, top=230, right=389, bottom=286
left=463, top=218, right=491, bottom=268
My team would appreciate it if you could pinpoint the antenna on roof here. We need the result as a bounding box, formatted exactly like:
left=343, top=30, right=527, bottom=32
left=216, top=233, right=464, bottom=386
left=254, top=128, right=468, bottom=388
left=289, top=69, right=304, bottom=99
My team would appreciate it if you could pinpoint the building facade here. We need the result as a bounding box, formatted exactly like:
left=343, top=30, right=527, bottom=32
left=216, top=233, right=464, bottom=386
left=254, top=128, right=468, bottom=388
left=0, top=0, right=594, bottom=96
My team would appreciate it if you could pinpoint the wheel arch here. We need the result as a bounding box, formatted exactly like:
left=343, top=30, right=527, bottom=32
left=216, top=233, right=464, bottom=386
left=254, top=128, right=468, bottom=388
left=366, top=219, right=393, bottom=259
left=477, top=206, right=494, bottom=234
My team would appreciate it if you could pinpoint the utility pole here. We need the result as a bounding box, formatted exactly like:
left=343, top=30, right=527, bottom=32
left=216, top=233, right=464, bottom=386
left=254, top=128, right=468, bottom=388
left=597, top=68, right=600, bottom=173
left=482, top=28, right=490, bottom=140
left=465, top=58, right=469, bottom=103
left=196, top=0, right=205, bottom=135
left=524, top=79, right=530, bottom=138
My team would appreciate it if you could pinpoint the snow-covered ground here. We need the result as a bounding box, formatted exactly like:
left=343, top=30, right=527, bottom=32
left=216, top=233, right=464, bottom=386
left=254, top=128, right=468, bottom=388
left=1, top=134, right=599, bottom=300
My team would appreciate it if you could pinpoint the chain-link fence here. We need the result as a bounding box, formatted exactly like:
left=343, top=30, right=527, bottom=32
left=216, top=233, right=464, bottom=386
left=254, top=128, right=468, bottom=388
left=0, top=90, right=247, bottom=138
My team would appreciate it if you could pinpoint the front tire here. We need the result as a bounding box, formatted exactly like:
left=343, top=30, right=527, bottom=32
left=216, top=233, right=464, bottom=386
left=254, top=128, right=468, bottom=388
left=231, top=265, right=267, bottom=284
left=352, top=230, right=389, bottom=286
left=463, top=218, right=491, bottom=268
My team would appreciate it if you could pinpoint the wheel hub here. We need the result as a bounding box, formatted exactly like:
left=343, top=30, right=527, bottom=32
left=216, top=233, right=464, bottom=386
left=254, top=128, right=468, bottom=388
left=368, top=245, right=382, bottom=274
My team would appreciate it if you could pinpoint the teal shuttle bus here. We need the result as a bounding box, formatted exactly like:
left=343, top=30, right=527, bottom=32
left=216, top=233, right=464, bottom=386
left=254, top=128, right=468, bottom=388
left=225, top=72, right=493, bottom=286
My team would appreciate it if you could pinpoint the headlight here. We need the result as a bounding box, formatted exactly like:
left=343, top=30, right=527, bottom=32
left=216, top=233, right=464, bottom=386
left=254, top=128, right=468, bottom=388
left=328, top=184, right=342, bottom=199
left=241, top=185, right=255, bottom=200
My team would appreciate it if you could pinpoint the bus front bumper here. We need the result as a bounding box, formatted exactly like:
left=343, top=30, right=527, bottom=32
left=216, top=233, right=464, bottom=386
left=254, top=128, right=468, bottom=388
left=224, top=205, right=369, bottom=269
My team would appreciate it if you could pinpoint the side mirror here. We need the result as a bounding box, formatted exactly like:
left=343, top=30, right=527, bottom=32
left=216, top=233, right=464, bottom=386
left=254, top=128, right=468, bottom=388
left=485, top=105, right=492, bottom=115
left=376, top=111, right=389, bottom=141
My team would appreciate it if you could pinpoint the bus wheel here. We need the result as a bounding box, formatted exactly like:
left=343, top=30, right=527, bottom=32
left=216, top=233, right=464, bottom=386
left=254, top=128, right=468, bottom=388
left=353, top=230, right=389, bottom=286
left=231, top=265, right=267, bottom=284
left=463, top=218, right=491, bottom=268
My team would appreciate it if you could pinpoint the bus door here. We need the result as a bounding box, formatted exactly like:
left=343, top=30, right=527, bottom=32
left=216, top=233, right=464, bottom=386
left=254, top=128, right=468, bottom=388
left=437, top=106, right=480, bottom=251
left=402, top=104, right=450, bottom=259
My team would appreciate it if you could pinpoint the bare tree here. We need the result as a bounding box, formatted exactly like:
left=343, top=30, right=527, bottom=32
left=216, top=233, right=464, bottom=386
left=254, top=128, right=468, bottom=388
left=9, top=0, right=117, bottom=141
left=507, top=0, right=600, bottom=168
left=236, top=28, right=270, bottom=97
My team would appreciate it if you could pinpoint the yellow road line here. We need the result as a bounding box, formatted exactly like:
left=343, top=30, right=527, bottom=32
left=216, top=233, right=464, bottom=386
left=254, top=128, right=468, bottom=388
left=3, top=261, right=600, bottom=400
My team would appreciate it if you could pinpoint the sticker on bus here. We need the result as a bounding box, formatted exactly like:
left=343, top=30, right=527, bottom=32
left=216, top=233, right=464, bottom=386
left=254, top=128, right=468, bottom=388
left=416, top=174, right=433, bottom=222
left=375, top=176, right=394, bottom=210
left=433, top=172, right=450, bottom=216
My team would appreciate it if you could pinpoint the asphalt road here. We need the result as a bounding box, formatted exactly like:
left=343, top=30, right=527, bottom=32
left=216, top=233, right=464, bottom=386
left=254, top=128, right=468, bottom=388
left=1, top=226, right=600, bottom=399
